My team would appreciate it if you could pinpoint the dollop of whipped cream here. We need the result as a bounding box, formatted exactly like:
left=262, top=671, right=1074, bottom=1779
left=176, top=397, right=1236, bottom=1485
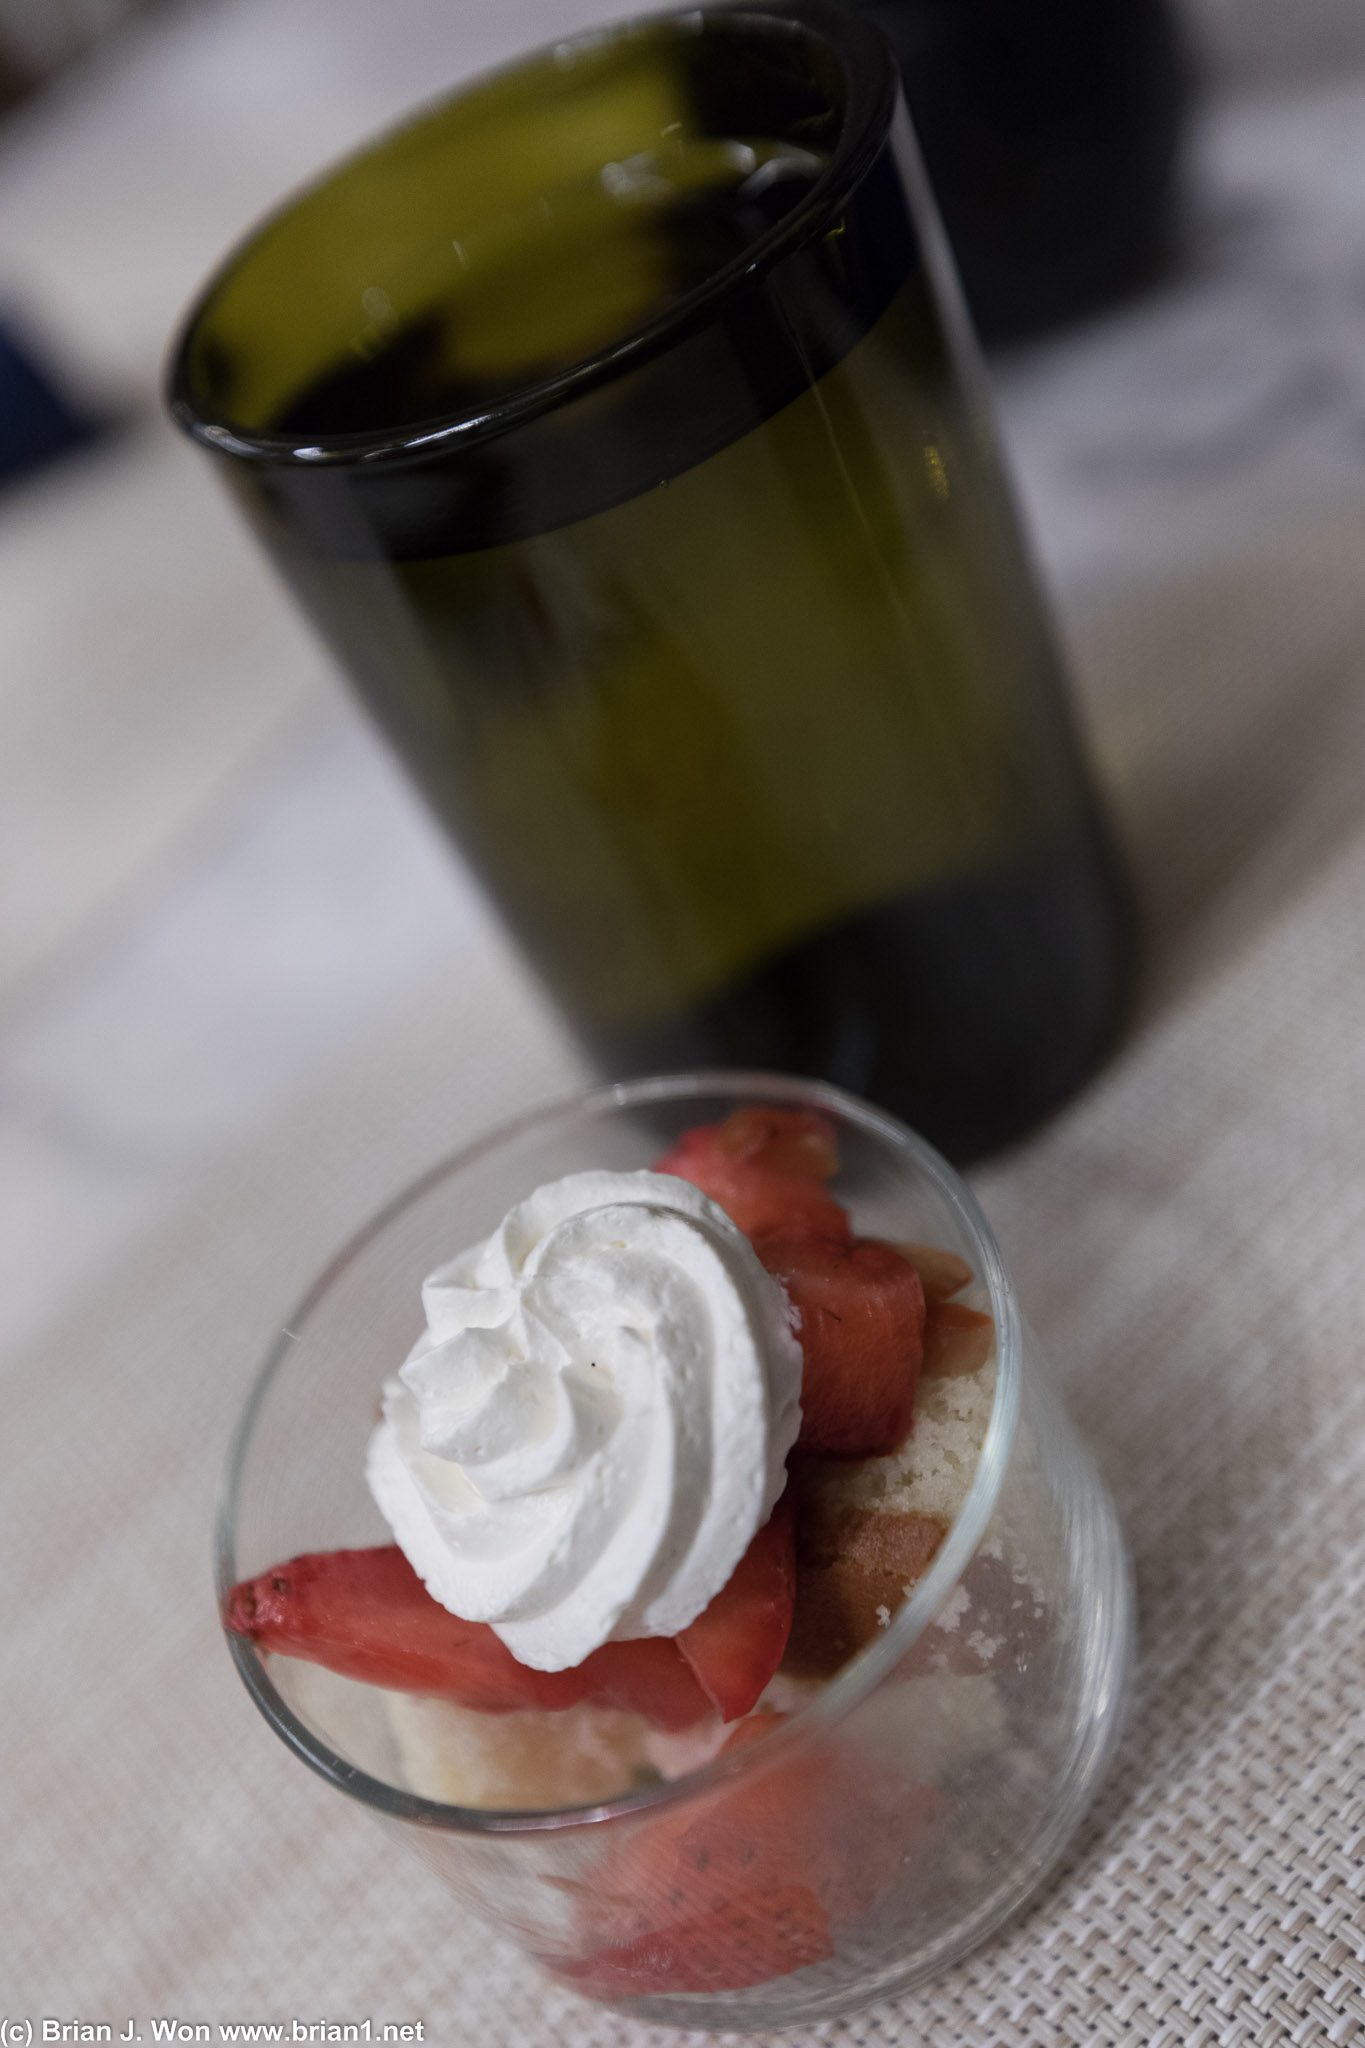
left=366, top=1170, right=803, bottom=1671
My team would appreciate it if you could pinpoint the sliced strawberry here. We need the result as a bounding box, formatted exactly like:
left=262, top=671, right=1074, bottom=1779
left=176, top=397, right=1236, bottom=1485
left=757, top=1230, right=926, bottom=1457
left=558, top=1865, right=829, bottom=1996
left=677, top=1497, right=794, bottom=1721
left=582, top=1637, right=717, bottom=1731
left=894, top=1240, right=974, bottom=1302
left=555, top=1717, right=828, bottom=1997
left=662, top=1107, right=841, bottom=1182
left=555, top=1715, right=943, bottom=1998
left=654, top=1108, right=851, bottom=1243
left=921, top=1300, right=995, bottom=1379
left=224, top=1547, right=710, bottom=1731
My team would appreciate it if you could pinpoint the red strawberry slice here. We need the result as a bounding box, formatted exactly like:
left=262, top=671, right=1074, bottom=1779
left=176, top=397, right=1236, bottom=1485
left=677, top=1497, right=794, bottom=1721
left=757, top=1230, right=926, bottom=1457
left=654, top=1108, right=851, bottom=1243
left=894, top=1240, right=974, bottom=1302
left=555, top=1714, right=943, bottom=1998
left=689, top=1107, right=841, bottom=1181
left=224, top=1511, right=798, bottom=1733
left=560, top=1871, right=829, bottom=1997
left=555, top=1717, right=830, bottom=1997
left=224, top=1546, right=711, bottom=1731
left=655, top=1111, right=927, bottom=1456
left=921, top=1299, right=995, bottom=1379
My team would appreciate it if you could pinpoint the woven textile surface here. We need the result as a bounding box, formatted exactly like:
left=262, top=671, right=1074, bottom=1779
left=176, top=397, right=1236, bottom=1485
left=4, top=509, right=1365, bottom=2045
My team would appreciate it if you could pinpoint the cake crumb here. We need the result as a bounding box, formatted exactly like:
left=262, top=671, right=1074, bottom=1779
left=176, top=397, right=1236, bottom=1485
left=804, top=1358, right=996, bottom=1530
left=930, top=1580, right=970, bottom=1635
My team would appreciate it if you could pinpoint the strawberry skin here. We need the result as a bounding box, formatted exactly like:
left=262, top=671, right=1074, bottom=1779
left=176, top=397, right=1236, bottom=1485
left=757, top=1230, right=926, bottom=1457
left=225, top=1512, right=798, bottom=1733
left=554, top=1717, right=831, bottom=1997
left=555, top=1715, right=944, bottom=1998
left=676, top=1498, right=794, bottom=1721
left=654, top=1109, right=927, bottom=1456
left=559, top=1876, right=831, bottom=1997
left=225, top=1546, right=712, bottom=1731
left=921, top=1299, right=995, bottom=1379
left=654, top=1108, right=851, bottom=1243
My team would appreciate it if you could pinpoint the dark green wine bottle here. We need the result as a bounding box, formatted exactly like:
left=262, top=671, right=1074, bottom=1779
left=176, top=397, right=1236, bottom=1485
left=169, top=2, right=1131, bottom=1162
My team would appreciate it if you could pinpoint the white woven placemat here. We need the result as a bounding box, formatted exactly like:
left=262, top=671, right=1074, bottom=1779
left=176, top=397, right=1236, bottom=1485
left=4, top=511, right=1365, bottom=2044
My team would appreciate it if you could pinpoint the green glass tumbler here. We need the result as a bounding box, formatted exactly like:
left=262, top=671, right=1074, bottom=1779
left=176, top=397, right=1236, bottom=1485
left=168, top=2, right=1132, bottom=1162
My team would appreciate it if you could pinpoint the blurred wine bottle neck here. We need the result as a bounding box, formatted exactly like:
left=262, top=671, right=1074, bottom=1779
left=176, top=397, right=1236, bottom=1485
left=846, top=0, right=1189, bottom=344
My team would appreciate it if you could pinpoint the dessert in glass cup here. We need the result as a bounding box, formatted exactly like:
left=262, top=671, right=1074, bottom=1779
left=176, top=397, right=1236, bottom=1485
left=219, top=1073, right=1133, bottom=2028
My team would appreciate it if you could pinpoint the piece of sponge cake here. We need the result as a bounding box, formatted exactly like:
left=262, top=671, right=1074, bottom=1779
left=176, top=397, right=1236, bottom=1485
left=784, top=1317, right=997, bottom=1680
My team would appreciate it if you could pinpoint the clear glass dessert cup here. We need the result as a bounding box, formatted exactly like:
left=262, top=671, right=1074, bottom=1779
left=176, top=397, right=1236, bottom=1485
left=217, top=1072, right=1134, bottom=2029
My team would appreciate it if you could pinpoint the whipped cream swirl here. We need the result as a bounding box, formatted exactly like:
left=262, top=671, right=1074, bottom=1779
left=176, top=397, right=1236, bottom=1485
left=366, top=1170, right=803, bottom=1671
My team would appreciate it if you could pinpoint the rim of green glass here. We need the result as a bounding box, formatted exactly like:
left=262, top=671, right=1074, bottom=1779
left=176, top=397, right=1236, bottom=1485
left=166, top=1, right=898, bottom=468
left=216, top=1068, right=1023, bottom=1837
